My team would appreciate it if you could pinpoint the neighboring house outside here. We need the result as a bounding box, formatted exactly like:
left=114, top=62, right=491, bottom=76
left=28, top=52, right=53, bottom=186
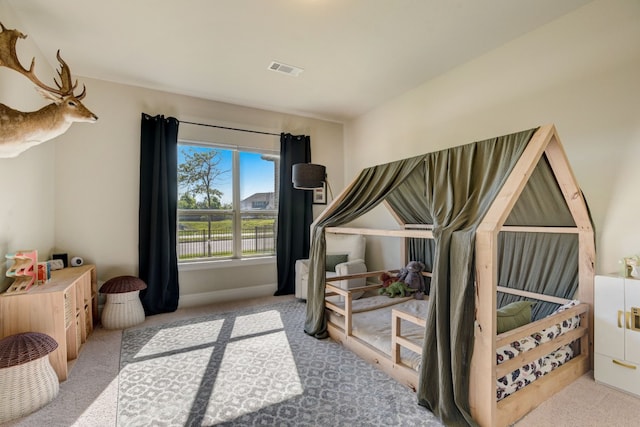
left=241, top=192, right=276, bottom=210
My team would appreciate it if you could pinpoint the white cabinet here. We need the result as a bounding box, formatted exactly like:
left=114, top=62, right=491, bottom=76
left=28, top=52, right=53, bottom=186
left=594, top=275, right=640, bottom=396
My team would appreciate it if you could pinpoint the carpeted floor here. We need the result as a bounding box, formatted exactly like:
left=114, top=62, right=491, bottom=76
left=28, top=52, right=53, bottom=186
left=117, top=300, right=442, bottom=427
left=4, top=295, right=640, bottom=426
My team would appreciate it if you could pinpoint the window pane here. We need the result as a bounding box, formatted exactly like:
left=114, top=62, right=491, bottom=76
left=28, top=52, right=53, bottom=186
left=178, top=146, right=232, bottom=210
left=240, top=151, right=279, bottom=210
left=178, top=212, right=234, bottom=260
left=178, top=143, right=279, bottom=262
left=241, top=212, right=276, bottom=257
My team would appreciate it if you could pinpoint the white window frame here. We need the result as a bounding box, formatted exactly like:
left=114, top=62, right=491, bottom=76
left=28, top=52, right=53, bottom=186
left=177, top=139, right=279, bottom=266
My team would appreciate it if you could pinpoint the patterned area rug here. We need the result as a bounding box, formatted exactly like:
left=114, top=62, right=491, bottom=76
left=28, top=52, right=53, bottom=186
left=118, top=300, right=442, bottom=426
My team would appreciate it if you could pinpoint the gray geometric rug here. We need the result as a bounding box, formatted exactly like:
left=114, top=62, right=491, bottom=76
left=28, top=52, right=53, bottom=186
left=118, top=300, right=442, bottom=426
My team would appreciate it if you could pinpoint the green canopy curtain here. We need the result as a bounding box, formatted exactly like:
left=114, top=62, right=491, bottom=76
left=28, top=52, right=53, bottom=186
left=497, top=232, right=579, bottom=320
left=496, top=155, right=581, bottom=319
left=386, top=163, right=436, bottom=285
left=304, top=156, right=426, bottom=338
left=385, top=129, right=591, bottom=425
left=305, top=128, right=538, bottom=426
left=505, top=155, right=576, bottom=227
left=415, top=129, right=536, bottom=426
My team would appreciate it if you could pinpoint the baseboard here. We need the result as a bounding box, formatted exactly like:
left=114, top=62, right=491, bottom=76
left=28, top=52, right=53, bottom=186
left=178, top=283, right=278, bottom=308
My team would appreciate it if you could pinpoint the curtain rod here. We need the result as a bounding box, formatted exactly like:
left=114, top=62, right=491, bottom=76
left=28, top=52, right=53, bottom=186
left=179, top=120, right=280, bottom=136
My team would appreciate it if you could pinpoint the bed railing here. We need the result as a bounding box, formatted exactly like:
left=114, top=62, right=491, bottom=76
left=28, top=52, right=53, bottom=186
left=325, top=269, right=590, bottom=427
left=324, top=268, right=417, bottom=336
left=391, top=301, right=589, bottom=403
left=495, top=302, right=589, bottom=426
left=495, top=303, right=589, bottom=379
left=391, top=309, right=426, bottom=365
left=324, top=277, right=425, bottom=392
left=325, top=273, right=382, bottom=336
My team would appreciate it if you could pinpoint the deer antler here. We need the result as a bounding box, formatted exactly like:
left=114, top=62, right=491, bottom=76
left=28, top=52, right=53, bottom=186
left=0, top=22, right=83, bottom=98
left=53, top=50, right=86, bottom=99
left=0, top=22, right=27, bottom=70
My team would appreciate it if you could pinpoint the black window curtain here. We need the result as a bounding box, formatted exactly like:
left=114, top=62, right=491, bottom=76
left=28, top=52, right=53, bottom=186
left=275, top=133, right=313, bottom=295
left=138, top=113, right=180, bottom=315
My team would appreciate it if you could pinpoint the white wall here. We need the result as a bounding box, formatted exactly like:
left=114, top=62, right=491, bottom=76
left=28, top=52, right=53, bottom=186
left=345, top=0, right=640, bottom=274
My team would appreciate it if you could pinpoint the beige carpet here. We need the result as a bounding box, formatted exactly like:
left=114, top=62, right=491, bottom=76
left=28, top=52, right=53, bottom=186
left=510, top=370, right=640, bottom=426
left=4, top=294, right=640, bottom=426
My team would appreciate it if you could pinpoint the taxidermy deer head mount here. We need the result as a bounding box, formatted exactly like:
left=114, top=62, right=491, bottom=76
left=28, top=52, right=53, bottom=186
left=0, top=22, right=98, bottom=158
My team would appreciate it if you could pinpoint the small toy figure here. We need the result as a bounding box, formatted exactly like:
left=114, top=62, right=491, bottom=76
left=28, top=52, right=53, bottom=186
left=378, top=281, right=415, bottom=298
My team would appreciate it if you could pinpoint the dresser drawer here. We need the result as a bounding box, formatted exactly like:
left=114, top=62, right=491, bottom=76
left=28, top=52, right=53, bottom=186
left=594, top=352, right=640, bottom=397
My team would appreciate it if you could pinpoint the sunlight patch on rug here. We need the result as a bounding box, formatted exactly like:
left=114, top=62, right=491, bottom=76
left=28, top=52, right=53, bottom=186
left=205, top=329, right=303, bottom=423
left=134, top=319, right=224, bottom=358
left=231, top=309, right=284, bottom=338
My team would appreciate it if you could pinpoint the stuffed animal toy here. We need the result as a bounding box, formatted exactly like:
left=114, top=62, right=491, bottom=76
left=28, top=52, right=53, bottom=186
left=396, top=260, right=428, bottom=299
left=378, top=281, right=415, bottom=298
left=379, top=272, right=395, bottom=288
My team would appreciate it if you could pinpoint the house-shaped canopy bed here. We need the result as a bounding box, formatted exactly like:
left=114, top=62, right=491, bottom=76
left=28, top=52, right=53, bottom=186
left=303, top=125, right=595, bottom=427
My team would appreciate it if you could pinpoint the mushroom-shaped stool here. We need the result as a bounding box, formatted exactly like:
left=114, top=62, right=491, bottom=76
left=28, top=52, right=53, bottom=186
left=0, top=332, right=59, bottom=423
left=100, top=276, right=147, bottom=329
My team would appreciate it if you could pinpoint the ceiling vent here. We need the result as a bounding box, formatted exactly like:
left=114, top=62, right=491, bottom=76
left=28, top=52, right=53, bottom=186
left=268, top=61, right=304, bottom=77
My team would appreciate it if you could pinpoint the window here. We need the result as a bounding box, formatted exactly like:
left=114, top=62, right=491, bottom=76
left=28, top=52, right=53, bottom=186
left=177, top=141, right=279, bottom=262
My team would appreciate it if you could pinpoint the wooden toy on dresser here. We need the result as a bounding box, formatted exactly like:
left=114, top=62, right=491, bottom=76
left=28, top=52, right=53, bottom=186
left=4, top=250, right=38, bottom=293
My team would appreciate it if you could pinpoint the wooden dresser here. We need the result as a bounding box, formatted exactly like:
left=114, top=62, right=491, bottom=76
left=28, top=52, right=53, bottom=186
left=0, top=265, right=97, bottom=381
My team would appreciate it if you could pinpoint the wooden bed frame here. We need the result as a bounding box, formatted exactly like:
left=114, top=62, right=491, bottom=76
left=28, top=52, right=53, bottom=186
left=325, top=280, right=589, bottom=426
left=315, top=125, right=596, bottom=427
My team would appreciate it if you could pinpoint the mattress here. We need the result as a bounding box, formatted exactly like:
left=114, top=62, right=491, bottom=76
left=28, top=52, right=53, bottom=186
left=327, top=295, right=429, bottom=370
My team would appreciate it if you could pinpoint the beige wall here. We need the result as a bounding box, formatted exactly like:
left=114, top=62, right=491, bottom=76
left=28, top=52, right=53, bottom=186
left=52, top=79, right=343, bottom=303
left=0, top=5, right=56, bottom=290
left=0, top=1, right=344, bottom=300
left=2, top=0, right=639, bottom=301
left=344, top=0, right=640, bottom=275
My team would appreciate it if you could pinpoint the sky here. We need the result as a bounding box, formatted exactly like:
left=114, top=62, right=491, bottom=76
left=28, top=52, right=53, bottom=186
left=178, top=144, right=276, bottom=205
